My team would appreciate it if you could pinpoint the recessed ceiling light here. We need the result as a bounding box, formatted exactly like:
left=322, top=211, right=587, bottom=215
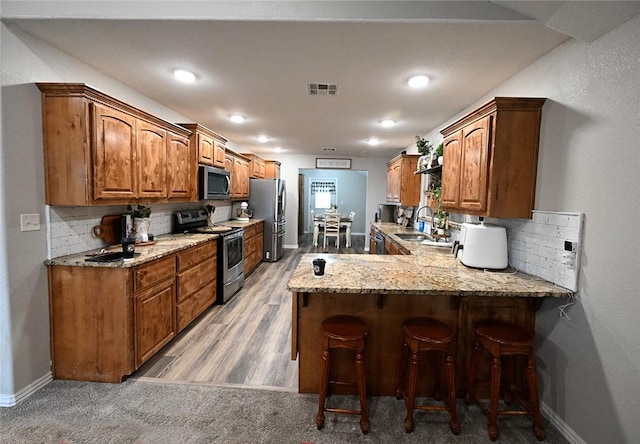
left=380, top=119, right=395, bottom=128
left=406, top=75, right=430, bottom=88
left=367, top=138, right=380, bottom=146
left=172, top=69, right=196, bottom=83
left=257, top=135, right=270, bottom=143
left=229, top=114, right=245, bottom=124
left=274, top=147, right=284, bottom=153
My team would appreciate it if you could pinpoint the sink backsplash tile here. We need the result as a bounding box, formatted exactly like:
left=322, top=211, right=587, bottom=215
left=490, top=211, right=584, bottom=292
left=48, top=202, right=232, bottom=258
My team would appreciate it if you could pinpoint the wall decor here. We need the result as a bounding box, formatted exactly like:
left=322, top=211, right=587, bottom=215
left=316, top=158, right=351, bottom=169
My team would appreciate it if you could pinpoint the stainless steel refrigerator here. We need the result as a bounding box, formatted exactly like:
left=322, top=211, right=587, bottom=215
left=249, top=178, right=286, bottom=262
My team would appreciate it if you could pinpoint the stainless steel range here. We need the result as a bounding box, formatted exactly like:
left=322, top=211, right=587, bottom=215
left=173, top=209, right=244, bottom=304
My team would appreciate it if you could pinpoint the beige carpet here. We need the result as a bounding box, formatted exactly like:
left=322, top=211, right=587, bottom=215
left=0, top=379, right=569, bottom=443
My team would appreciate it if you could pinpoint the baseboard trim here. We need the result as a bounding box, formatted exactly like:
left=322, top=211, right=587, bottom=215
left=541, top=401, right=586, bottom=444
left=0, top=372, right=53, bottom=407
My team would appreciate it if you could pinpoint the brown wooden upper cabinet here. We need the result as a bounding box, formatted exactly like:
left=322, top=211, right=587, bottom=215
left=38, top=83, right=195, bottom=205
left=264, top=160, right=281, bottom=179
left=224, top=149, right=250, bottom=200
left=440, top=97, right=546, bottom=219
left=242, top=153, right=266, bottom=179
left=179, top=123, right=227, bottom=169
left=386, top=154, right=420, bottom=206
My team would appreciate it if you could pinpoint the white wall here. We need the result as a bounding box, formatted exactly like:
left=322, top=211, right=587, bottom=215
left=418, top=15, right=640, bottom=443
left=0, top=22, right=196, bottom=402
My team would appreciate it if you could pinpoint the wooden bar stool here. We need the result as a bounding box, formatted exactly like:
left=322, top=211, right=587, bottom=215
left=465, top=320, right=544, bottom=442
left=395, top=317, right=460, bottom=435
left=315, top=315, right=370, bottom=434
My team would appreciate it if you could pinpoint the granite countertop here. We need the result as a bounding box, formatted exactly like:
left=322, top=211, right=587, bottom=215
left=46, top=218, right=266, bottom=269
left=372, top=222, right=456, bottom=255
left=45, top=232, right=220, bottom=268
left=218, top=218, right=264, bottom=228
left=287, top=222, right=571, bottom=298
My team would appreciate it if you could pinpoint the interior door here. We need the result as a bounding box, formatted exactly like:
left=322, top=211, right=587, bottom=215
left=298, top=174, right=304, bottom=236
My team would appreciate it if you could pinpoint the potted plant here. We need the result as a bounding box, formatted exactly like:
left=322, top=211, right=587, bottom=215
left=435, top=143, right=444, bottom=165
left=426, top=175, right=441, bottom=210
left=129, top=204, right=151, bottom=219
left=415, top=135, right=432, bottom=156
left=128, top=204, right=152, bottom=242
left=434, top=209, right=448, bottom=235
left=415, top=136, right=432, bottom=172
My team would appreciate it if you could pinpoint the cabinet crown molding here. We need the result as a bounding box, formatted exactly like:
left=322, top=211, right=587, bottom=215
left=37, top=82, right=192, bottom=137
left=440, top=97, right=546, bottom=137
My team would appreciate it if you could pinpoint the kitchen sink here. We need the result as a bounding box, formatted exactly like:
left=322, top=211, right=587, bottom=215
left=395, top=233, right=430, bottom=242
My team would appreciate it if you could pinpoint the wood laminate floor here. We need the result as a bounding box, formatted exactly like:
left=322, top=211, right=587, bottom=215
left=134, top=233, right=367, bottom=391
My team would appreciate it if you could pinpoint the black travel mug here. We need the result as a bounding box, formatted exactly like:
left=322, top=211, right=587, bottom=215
left=312, top=258, right=326, bottom=276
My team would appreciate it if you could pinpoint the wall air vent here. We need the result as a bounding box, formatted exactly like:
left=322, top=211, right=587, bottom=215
left=308, top=83, right=338, bottom=96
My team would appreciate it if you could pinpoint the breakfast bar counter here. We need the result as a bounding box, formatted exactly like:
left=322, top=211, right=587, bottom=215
left=287, top=253, right=570, bottom=396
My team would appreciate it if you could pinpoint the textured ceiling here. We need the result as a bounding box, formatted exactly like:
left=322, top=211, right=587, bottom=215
left=4, top=1, right=638, bottom=158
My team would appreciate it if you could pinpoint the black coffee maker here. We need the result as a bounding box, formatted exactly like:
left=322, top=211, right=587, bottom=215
left=377, top=204, right=399, bottom=223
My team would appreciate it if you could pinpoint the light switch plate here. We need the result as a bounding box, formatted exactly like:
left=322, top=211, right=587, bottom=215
left=20, top=213, right=41, bottom=232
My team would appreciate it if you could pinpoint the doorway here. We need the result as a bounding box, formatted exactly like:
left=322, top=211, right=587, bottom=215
left=298, top=169, right=368, bottom=236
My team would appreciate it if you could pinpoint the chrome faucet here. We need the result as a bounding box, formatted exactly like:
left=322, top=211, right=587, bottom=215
left=415, top=205, right=434, bottom=232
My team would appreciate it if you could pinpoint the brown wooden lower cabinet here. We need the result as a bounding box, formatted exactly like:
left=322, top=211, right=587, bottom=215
left=243, top=221, right=264, bottom=276
left=292, top=291, right=536, bottom=397
left=134, top=276, right=176, bottom=367
left=176, top=242, right=217, bottom=332
left=48, top=239, right=218, bottom=383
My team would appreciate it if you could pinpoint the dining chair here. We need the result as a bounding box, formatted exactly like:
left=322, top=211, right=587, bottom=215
left=312, top=210, right=325, bottom=247
left=340, top=212, right=356, bottom=248
left=324, top=213, right=341, bottom=248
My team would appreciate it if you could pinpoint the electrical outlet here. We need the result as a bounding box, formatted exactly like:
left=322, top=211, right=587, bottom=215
left=20, top=213, right=41, bottom=232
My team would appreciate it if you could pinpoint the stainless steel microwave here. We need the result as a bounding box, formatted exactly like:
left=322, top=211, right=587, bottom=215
left=198, top=165, right=231, bottom=200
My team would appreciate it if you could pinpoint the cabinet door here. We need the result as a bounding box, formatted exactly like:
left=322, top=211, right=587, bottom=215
left=135, top=277, right=176, bottom=367
left=137, top=121, right=167, bottom=198
left=386, top=161, right=400, bottom=202
left=232, top=157, right=250, bottom=199
left=459, top=116, right=490, bottom=212
left=213, top=141, right=226, bottom=168
left=241, top=160, right=250, bottom=197
left=92, top=103, right=137, bottom=200
left=167, top=132, right=193, bottom=200
left=255, top=223, right=264, bottom=262
left=198, top=133, right=215, bottom=165
left=441, top=131, right=463, bottom=209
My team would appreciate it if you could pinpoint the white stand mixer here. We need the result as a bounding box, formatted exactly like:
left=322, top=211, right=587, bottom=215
left=236, top=202, right=252, bottom=221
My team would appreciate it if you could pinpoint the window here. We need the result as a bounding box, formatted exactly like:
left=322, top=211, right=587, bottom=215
left=314, top=192, right=331, bottom=209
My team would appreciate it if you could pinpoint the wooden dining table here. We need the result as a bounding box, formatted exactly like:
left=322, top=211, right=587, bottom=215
left=313, top=213, right=353, bottom=247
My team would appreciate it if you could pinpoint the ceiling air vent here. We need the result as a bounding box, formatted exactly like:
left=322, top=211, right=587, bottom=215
left=308, top=83, right=338, bottom=96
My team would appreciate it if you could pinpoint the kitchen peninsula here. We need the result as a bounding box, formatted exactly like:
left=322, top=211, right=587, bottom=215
left=287, top=228, right=571, bottom=396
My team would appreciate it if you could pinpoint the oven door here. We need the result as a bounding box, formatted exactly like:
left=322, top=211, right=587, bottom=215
left=223, top=231, right=244, bottom=282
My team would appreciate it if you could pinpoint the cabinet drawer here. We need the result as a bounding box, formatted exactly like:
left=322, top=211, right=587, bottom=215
left=177, top=256, right=216, bottom=302
left=177, top=280, right=216, bottom=331
left=244, top=223, right=257, bottom=238
left=134, top=255, right=176, bottom=292
left=177, top=241, right=216, bottom=271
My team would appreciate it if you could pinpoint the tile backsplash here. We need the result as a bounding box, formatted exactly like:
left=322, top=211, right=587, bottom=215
left=48, top=202, right=233, bottom=259
left=490, top=210, right=584, bottom=292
